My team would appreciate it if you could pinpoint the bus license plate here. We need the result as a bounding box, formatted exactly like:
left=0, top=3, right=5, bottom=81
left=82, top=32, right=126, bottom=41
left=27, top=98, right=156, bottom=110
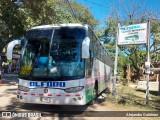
left=41, top=97, right=50, bottom=103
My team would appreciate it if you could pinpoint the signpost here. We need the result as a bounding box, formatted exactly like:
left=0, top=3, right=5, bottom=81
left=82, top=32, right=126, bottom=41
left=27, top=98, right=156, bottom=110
left=118, top=23, right=148, bottom=45
left=114, top=21, right=150, bottom=105
left=146, top=20, right=151, bottom=105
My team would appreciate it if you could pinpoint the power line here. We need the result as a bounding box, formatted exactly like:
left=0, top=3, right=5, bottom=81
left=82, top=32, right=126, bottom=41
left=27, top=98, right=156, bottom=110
left=84, top=0, right=109, bottom=9
left=66, top=0, right=78, bottom=22
left=85, top=0, right=104, bottom=7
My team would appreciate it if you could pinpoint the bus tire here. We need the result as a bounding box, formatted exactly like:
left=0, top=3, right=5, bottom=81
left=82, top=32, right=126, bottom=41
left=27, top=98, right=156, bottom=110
left=94, top=81, right=98, bottom=99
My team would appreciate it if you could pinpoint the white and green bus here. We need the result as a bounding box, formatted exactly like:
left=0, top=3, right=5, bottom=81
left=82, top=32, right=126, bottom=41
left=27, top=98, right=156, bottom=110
left=7, top=23, right=112, bottom=105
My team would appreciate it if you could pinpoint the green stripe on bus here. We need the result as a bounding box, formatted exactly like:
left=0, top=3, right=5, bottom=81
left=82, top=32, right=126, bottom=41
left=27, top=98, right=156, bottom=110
left=85, top=87, right=94, bottom=103
left=85, top=82, right=107, bottom=104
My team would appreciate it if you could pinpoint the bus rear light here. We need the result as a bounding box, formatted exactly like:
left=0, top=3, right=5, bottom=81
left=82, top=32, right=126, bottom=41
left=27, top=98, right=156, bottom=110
left=31, top=93, right=35, bottom=96
left=64, top=86, right=84, bottom=93
left=48, top=94, right=52, bottom=96
left=39, top=94, right=43, bottom=96
left=66, top=94, right=71, bottom=96
left=75, top=94, right=80, bottom=96
left=56, top=94, right=61, bottom=96
left=24, top=92, right=28, bottom=95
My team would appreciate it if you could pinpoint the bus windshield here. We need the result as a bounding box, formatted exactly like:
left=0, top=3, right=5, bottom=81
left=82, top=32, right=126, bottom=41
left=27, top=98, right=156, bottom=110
left=20, top=27, right=85, bottom=80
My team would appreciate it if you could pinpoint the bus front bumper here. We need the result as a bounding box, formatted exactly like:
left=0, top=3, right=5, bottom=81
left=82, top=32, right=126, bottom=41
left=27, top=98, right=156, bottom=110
left=17, top=92, right=86, bottom=105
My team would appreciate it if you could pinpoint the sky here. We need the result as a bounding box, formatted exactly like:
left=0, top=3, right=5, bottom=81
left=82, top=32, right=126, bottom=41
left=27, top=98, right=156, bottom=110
left=76, top=0, right=160, bottom=26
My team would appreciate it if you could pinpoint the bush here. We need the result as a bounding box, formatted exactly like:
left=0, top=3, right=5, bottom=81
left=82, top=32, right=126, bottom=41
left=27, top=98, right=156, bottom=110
left=122, top=78, right=128, bottom=86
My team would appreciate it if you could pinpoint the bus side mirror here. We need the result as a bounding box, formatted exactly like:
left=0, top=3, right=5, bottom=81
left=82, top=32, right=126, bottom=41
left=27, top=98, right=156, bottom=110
left=7, top=40, right=21, bottom=60
left=82, top=37, right=90, bottom=59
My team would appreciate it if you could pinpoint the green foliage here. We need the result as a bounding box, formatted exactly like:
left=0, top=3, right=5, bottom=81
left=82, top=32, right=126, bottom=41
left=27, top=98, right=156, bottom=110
left=21, top=0, right=76, bottom=27
left=0, top=0, right=25, bottom=43
left=54, top=0, right=99, bottom=28
left=105, top=18, right=118, bottom=38
left=121, top=78, right=128, bottom=86
left=118, top=54, right=129, bottom=77
left=103, top=1, right=160, bottom=77
left=0, top=0, right=98, bottom=52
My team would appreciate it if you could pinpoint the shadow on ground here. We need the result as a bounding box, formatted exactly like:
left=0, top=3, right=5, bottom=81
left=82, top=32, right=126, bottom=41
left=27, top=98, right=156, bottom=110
left=1, top=86, right=104, bottom=119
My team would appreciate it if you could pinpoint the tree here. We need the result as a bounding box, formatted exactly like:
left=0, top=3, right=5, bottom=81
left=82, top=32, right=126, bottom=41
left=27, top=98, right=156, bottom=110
left=0, top=0, right=25, bottom=51
left=0, top=0, right=99, bottom=52
left=21, top=0, right=75, bottom=28
left=103, top=0, right=160, bottom=78
left=54, top=0, right=99, bottom=28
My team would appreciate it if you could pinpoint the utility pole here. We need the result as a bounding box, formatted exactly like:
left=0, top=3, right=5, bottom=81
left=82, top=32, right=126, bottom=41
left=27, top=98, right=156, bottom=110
left=113, top=23, right=120, bottom=97
left=145, top=20, right=150, bottom=105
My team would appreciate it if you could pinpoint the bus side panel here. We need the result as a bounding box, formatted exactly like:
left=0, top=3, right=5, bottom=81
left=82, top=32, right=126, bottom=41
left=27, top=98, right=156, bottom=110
left=85, top=58, right=97, bottom=103
left=105, top=65, right=112, bottom=91
left=85, top=78, right=94, bottom=103
left=85, top=59, right=112, bottom=104
left=98, top=60, right=106, bottom=94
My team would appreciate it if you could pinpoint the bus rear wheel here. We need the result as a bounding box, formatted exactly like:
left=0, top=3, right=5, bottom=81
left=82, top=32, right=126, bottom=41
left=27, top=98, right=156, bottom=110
left=93, top=83, right=98, bottom=99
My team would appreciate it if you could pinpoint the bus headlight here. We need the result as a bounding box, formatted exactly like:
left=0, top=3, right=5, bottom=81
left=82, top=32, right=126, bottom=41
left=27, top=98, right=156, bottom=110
left=18, top=85, right=30, bottom=92
left=64, top=86, right=84, bottom=93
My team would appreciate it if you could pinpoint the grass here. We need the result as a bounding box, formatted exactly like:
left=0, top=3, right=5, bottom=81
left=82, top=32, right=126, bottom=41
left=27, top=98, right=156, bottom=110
left=105, top=83, right=160, bottom=111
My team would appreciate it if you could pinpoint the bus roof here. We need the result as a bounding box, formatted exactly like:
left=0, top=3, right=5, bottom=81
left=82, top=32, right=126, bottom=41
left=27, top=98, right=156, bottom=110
left=30, top=23, right=88, bottom=30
